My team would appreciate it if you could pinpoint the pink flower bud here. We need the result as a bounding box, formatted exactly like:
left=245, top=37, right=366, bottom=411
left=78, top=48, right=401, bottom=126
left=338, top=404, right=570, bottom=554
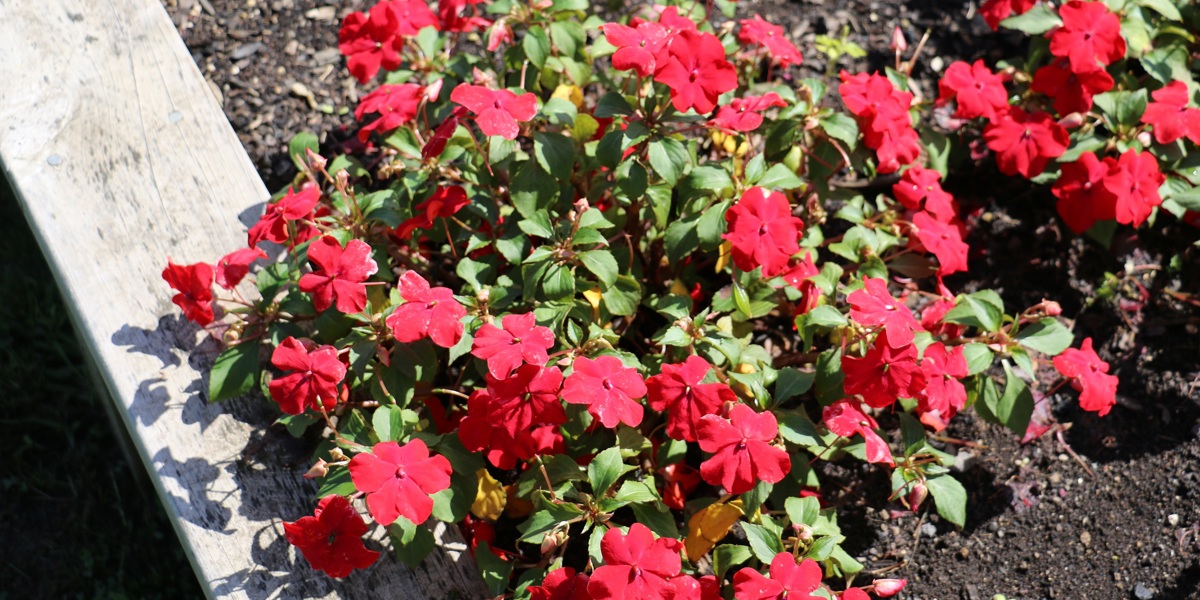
left=304, top=147, right=327, bottom=170
left=486, top=19, right=514, bottom=52
left=303, top=459, right=328, bottom=479
left=1057, top=112, right=1085, bottom=129
left=873, top=578, right=907, bottom=596
left=906, top=481, right=927, bottom=511
left=423, top=79, right=444, bottom=103
left=889, top=25, right=908, bottom=53
left=1137, top=131, right=1153, bottom=147
left=1042, top=300, right=1063, bottom=316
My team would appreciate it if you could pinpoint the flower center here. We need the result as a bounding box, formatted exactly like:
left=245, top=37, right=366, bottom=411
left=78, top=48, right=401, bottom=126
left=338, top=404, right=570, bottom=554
left=602, top=379, right=614, bottom=390
left=394, top=465, right=408, bottom=480
left=493, top=99, right=503, bottom=109
left=736, top=440, right=747, bottom=451
left=630, top=567, right=643, bottom=580
left=689, top=69, right=699, bottom=82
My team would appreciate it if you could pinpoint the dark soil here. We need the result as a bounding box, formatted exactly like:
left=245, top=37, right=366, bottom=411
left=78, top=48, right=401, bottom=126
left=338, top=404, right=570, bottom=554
left=161, top=1, right=1200, bottom=598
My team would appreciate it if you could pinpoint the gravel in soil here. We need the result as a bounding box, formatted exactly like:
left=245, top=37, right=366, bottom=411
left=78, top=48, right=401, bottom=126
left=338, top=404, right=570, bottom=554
left=162, top=1, right=1200, bottom=598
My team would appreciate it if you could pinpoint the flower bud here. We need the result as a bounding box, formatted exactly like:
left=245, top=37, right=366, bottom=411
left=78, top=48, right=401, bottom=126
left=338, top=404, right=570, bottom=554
left=486, top=19, right=514, bottom=52
left=889, top=25, right=908, bottom=53
left=872, top=578, right=907, bottom=596
left=1137, top=130, right=1153, bottom=147
left=1042, top=300, right=1062, bottom=316
left=906, top=481, right=927, bottom=511
left=304, top=148, right=327, bottom=170
left=335, top=169, right=350, bottom=189
left=329, top=447, right=349, bottom=463
left=303, top=459, right=329, bottom=479
left=793, top=522, right=813, bottom=542
left=1057, top=112, right=1085, bottom=129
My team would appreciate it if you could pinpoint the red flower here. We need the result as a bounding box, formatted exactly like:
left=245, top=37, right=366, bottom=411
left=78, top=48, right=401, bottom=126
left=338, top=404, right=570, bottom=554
left=562, top=355, right=647, bottom=429
left=738, top=15, right=803, bottom=68
left=438, top=0, right=490, bottom=33
left=268, top=336, right=347, bottom=415
left=650, top=6, right=699, bottom=35
left=449, top=84, right=538, bottom=140
left=486, top=364, right=566, bottom=437
left=920, top=284, right=965, bottom=339
left=910, top=211, right=969, bottom=276
left=396, top=185, right=471, bottom=239
left=653, top=29, right=738, bottom=114
left=163, top=259, right=215, bottom=326
left=697, top=403, right=791, bottom=494
left=1049, top=1, right=1126, bottom=73
left=915, top=343, right=969, bottom=432
left=386, top=270, right=467, bottom=348
left=658, top=462, right=702, bottom=510
left=458, top=389, right=565, bottom=469
left=842, top=330, right=927, bottom=409
left=215, top=247, right=267, bottom=290
left=1031, top=60, right=1113, bottom=116
left=711, top=93, right=788, bottom=132
left=486, top=19, right=514, bottom=52
left=646, top=355, right=736, bottom=442
left=1051, top=152, right=1119, bottom=233
left=423, top=106, right=468, bottom=160
left=471, top=312, right=556, bottom=379
left=587, top=523, right=683, bottom=600
left=822, top=398, right=894, bottom=466
left=937, top=60, right=1009, bottom=121
left=283, top=495, right=380, bottom=578
left=355, top=83, right=425, bottom=142
left=1053, top=338, right=1118, bottom=416
left=848, top=277, right=922, bottom=349
left=247, top=187, right=320, bottom=248
left=840, top=71, right=920, bottom=173
left=983, top=107, right=1069, bottom=178
left=600, top=21, right=671, bottom=78
left=979, top=0, right=1036, bottom=30
left=1104, top=149, right=1165, bottom=228
left=1141, top=81, right=1200, bottom=146
left=531, top=567, right=592, bottom=600
left=732, top=553, right=823, bottom=600
left=348, top=438, right=452, bottom=526
left=339, top=2, right=435, bottom=84
left=299, top=236, right=379, bottom=314
left=671, top=574, right=721, bottom=600
left=892, top=164, right=943, bottom=210
left=722, top=187, right=804, bottom=277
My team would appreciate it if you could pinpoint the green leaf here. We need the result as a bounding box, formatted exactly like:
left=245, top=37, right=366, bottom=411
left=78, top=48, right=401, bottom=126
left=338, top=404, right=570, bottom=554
left=925, top=474, right=967, bottom=528
left=535, top=132, right=576, bottom=181
left=510, top=162, right=559, bottom=220
left=999, top=3, right=1062, bottom=34
left=577, top=250, right=619, bottom=287
left=774, top=368, right=815, bottom=403
left=778, top=411, right=827, bottom=451
left=713, top=544, right=753, bottom=580
left=595, top=92, right=633, bottom=117
left=804, top=535, right=839, bottom=561
left=1138, top=0, right=1181, bottom=20
left=588, top=447, right=635, bottom=496
left=209, top=342, right=259, bottom=402
left=820, top=113, right=859, bottom=149
left=960, top=343, right=994, bottom=376
left=756, top=163, right=805, bottom=191
left=523, top=27, right=550, bottom=69
left=1015, top=318, right=1074, bottom=356
left=430, top=470, right=474, bottom=522
left=372, top=405, right=419, bottom=442
left=1141, top=44, right=1195, bottom=86
left=390, top=519, right=435, bottom=567
left=898, top=412, right=926, bottom=458
left=648, top=137, right=690, bottom=185
left=996, top=363, right=1035, bottom=435
left=814, top=348, right=845, bottom=405
left=476, top=541, right=514, bottom=595
left=684, top=165, right=734, bottom=191
left=602, top=275, right=642, bottom=316
left=631, top=502, right=680, bottom=539
left=1093, top=90, right=1148, bottom=127
left=732, top=281, right=753, bottom=317
left=741, top=522, right=784, bottom=563
left=614, top=481, right=658, bottom=504
left=944, top=291, right=1004, bottom=332
left=785, top=496, right=821, bottom=527
left=542, top=263, right=576, bottom=299
left=288, top=131, right=319, bottom=171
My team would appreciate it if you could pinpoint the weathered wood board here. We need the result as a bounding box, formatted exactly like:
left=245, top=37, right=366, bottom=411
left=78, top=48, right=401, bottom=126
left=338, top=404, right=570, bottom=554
left=0, top=0, right=487, bottom=598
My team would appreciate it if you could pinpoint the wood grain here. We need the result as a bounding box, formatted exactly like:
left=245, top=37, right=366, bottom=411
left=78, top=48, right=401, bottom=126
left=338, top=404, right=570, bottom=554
left=0, top=1, right=487, bottom=598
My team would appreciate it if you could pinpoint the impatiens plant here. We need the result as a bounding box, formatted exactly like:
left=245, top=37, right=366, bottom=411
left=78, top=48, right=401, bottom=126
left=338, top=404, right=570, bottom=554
left=160, top=0, right=1186, bottom=596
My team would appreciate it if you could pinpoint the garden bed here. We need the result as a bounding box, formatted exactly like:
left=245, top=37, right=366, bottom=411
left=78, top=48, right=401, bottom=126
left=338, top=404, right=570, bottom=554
left=163, top=0, right=1200, bottom=598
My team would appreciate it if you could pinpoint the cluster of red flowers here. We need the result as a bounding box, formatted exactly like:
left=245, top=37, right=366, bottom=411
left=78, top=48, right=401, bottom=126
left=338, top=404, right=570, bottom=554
left=839, top=71, right=920, bottom=174
left=338, top=0, right=489, bottom=83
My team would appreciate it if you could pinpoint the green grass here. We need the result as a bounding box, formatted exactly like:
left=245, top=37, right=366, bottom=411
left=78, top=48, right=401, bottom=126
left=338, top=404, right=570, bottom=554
left=0, top=173, right=203, bottom=599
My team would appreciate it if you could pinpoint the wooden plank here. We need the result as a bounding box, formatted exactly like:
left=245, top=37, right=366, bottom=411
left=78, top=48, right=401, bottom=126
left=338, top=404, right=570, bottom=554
left=0, top=1, right=488, bottom=598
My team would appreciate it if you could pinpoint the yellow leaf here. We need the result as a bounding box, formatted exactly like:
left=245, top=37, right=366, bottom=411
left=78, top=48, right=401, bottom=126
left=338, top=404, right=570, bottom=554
left=552, top=84, right=584, bottom=109
left=471, top=469, right=507, bottom=521
left=715, top=241, right=732, bottom=273
left=684, top=501, right=744, bottom=561
left=669, top=279, right=690, bottom=297
left=583, top=287, right=603, bottom=321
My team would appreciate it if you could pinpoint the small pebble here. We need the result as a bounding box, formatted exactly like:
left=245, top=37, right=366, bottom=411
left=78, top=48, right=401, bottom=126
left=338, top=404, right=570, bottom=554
left=1133, top=583, right=1154, bottom=600
left=921, top=522, right=937, bottom=537
left=1080, top=530, right=1092, bottom=546
left=1167, top=514, right=1180, bottom=526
